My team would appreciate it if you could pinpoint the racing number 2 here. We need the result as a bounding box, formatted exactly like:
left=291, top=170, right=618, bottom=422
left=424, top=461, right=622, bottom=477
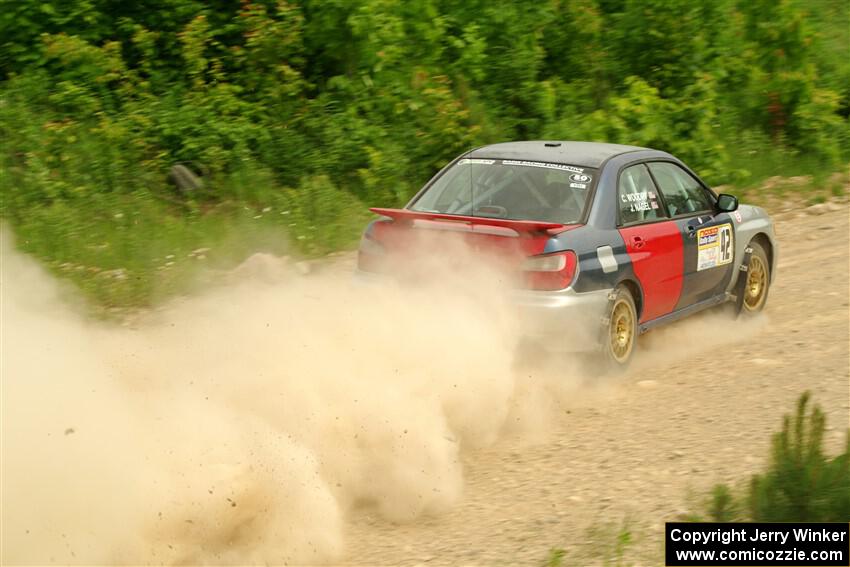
left=719, top=225, right=732, bottom=264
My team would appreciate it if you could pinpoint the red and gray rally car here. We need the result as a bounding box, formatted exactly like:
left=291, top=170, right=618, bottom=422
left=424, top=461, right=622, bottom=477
left=356, top=141, right=777, bottom=367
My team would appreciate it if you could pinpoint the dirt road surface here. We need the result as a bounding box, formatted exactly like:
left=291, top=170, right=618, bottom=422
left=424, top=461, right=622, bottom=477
left=342, top=203, right=850, bottom=566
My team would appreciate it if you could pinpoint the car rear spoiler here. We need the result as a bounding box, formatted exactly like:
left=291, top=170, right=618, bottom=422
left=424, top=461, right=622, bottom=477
left=369, top=207, right=570, bottom=234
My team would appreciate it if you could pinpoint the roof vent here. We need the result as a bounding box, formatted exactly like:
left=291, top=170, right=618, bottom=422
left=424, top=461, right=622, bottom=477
left=544, top=142, right=561, bottom=147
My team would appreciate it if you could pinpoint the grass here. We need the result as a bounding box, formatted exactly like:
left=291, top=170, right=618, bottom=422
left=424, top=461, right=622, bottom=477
left=722, top=129, right=843, bottom=189
left=713, top=135, right=849, bottom=206
left=5, top=178, right=372, bottom=310
left=720, top=162, right=848, bottom=210
left=544, top=518, right=642, bottom=567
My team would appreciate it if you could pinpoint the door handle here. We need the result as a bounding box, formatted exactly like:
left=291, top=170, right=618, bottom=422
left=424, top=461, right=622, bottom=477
left=630, top=235, right=645, bottom=249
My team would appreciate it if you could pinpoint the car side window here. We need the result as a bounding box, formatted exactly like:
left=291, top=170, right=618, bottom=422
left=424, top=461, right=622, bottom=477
left=647, top=162, right=711, bottom=217
left=617, top=164, right=666, bottom=225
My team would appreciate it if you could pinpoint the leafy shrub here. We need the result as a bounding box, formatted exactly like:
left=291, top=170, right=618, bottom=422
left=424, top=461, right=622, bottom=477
left=2, top=0, right=849, bottom=308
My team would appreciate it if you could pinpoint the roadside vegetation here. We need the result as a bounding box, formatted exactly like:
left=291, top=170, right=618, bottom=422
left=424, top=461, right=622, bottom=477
left=702, top=391, right=849, bottom=524
left=544, top=519, right=645, bottom=567
left=543, top=391, right=850, bottom=566
left=2, top=0, right=849, bottom=308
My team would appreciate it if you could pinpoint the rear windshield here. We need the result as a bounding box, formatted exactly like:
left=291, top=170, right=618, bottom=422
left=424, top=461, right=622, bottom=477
left=409, top=158, right=595, bottom=224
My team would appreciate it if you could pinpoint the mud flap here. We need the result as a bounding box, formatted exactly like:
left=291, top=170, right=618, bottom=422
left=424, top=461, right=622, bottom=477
left=733, top=246, right=753, bottom=316
left=597, top=289, right=618, bottom=352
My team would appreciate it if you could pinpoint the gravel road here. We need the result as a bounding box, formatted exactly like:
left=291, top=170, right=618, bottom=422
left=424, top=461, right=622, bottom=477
left=341, top=202, right=850, bottom=566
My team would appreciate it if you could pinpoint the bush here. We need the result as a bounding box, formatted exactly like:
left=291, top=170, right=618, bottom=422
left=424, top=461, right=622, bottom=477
left=749, top=392, right=850, bottom=522
left=2, top=0, right=849, bottom=308
left=706, top=392, right=849, bottom=523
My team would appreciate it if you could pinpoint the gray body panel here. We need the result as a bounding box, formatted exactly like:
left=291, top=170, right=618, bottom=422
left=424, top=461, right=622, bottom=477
left=725, top=204, right=778, bottom=291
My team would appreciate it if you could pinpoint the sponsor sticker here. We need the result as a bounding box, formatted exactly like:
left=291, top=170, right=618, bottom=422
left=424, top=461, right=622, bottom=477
left=570, top=173, right=591, bottom=183
left=697, top=223, right=734, bottom=271
left=569, top=182, right=587, bottom=189
left=733, top=210, right=743, bottom=223
left=502, top=159, right=585, bottom=174
left=458, top=158, right=495, bottom=165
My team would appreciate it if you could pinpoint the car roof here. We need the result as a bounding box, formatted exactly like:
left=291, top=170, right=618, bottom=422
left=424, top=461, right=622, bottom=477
left=467, top=140, right=649, bottom=168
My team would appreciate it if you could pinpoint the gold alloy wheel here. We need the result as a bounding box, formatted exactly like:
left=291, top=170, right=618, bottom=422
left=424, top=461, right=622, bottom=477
left=609, top=299, right=635, bottom=363
left=743, top=254, right=768, bottom=312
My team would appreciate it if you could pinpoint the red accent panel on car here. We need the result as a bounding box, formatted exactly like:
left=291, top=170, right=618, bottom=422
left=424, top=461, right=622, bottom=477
left=618, top=222, right=684, bottom=322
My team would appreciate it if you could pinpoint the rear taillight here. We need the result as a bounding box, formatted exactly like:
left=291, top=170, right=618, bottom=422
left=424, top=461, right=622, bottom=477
left=523, top=251, right=577, bottom=291
left=357, top=232, right=385, bottom=272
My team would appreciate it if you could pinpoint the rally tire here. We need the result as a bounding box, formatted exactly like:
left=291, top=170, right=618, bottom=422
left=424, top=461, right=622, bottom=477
left=741, top=241, right=770, bottom=314
left=602, top=285, right=638, bottom=370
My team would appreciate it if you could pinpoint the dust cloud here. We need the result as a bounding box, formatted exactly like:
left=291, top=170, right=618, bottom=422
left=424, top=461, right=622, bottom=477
left=1, top=229, right=545, bottom=565
left=1, top=228, right=764, bottom=565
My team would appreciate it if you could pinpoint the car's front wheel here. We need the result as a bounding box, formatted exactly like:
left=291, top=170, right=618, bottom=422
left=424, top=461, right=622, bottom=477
left=741, top=241, right=771, bottom=313
left=602, top=285, right=637, bottom=369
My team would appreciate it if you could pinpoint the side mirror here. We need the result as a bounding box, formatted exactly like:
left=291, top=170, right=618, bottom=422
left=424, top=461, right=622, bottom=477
left=716, top=193, right=738, bottom=213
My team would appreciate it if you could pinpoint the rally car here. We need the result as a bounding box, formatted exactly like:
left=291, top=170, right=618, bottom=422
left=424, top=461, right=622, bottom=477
left=356, top=141, right=777, bottom=367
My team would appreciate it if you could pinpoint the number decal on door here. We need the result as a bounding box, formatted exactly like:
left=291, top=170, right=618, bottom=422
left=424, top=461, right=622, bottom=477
left=718, top=224, right=733, bottom=265
left=697, top=223, right=734, bottom=271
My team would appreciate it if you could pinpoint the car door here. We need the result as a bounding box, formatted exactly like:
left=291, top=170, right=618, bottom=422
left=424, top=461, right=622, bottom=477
left=615, top=163, right=684, bottom=323
left=646, top=161, right=736, bottom=309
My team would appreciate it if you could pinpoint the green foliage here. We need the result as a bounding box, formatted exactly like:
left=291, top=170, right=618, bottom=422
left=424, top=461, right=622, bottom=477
left=707, top=483, right=738, bottom=522
left=279, top=174, right=373, bottom=256
left=1, top=0, right=848, bottom=306
left=701, top=392, right=849, bottom=523
left=584, top=518, right=636, bottom=567
left=749, top=392, right=850, bottom=522
left=544, top=547, right=566, bottom=567
left=543, top=518, right=641, bottom=567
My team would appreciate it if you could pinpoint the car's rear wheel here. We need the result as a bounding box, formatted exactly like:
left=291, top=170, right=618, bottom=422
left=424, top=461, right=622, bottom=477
left=603, top=285, right=637, bottom=369
left=742, top=241, right=770, bottom=313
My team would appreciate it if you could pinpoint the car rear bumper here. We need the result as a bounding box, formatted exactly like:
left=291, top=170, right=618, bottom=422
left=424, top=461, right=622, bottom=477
left=353, top=268, right=388, bottom=286
left=354, top=270, right=610, bottom=353
left=510, top=287, right=610, bottom=353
